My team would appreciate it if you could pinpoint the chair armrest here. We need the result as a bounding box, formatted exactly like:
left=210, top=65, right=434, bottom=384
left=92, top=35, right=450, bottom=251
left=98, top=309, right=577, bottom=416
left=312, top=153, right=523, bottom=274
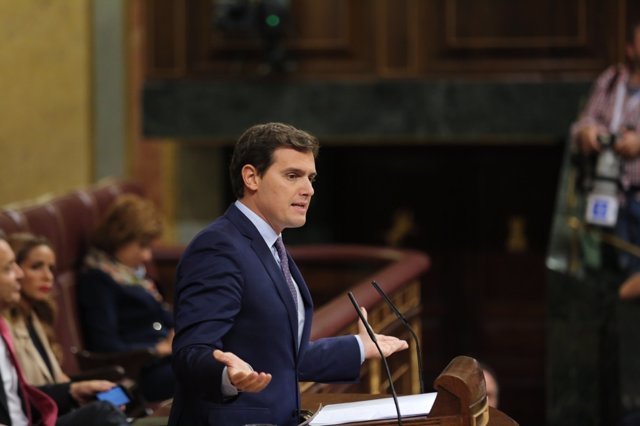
left=71, top=346, right=156, bottom=381
left=150, top=243, right=186, bottom=304
left=152, top=244, right=186, bottom=262
left=68, top=365, right=126, bottom=382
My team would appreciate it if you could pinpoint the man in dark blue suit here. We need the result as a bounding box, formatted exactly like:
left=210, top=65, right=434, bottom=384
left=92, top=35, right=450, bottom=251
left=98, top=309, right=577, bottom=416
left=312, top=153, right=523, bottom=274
left=169, top=123, right=408, bottom=426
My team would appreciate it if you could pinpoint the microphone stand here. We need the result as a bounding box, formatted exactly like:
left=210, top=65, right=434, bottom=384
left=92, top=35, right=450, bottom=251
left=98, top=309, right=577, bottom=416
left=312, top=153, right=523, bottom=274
left=371, top=280, right=425, bottom=394
left=348, top=291, right=402, bottom=426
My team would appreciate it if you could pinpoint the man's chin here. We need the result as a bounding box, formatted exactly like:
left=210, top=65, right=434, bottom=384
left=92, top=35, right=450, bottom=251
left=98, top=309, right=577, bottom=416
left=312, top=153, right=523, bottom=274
left=288, top=218, right=307, bottom=229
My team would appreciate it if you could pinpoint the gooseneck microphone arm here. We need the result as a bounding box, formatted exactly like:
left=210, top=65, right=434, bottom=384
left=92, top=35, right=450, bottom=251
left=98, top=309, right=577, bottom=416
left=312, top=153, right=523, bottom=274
left=371, top=280, right=425, bottom=394
left=347, top=291, right=402, bottom=426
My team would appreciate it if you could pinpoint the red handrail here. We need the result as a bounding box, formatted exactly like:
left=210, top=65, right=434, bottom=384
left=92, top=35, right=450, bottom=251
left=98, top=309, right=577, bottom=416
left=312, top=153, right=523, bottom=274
left=289, top=244, right=430, bottom=339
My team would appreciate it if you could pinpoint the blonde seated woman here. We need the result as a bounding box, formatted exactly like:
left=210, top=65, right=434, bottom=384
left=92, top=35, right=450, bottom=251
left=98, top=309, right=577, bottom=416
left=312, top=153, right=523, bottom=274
left=4, top=232, right=129, bottom=426
left=4, top=233, right=67, bottom=386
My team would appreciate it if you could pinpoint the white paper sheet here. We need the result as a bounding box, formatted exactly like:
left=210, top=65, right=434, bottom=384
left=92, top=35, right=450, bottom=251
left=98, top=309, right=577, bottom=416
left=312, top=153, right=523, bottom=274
left=309, top=392, right=437, bottom=425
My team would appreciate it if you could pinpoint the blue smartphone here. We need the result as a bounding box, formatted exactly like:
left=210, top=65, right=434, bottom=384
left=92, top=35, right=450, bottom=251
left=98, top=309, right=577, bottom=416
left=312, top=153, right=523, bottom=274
left=96, top=385, right=131, bottom=407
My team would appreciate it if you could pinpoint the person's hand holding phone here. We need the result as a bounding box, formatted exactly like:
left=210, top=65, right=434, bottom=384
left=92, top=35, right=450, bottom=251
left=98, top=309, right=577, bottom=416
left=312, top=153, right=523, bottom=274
left=69, top=380, right=117, bottom=405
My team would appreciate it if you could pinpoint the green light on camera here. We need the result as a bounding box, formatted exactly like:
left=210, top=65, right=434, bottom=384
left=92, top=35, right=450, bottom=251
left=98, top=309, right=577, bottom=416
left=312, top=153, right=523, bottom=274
left=265, top=14, right=280, bottom=27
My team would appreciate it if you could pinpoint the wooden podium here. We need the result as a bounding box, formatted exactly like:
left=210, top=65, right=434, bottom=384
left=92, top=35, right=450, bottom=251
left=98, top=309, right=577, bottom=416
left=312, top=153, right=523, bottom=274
left=141, top=356, right=517, bottom=426
left=301, top=356, right=518, bottom=426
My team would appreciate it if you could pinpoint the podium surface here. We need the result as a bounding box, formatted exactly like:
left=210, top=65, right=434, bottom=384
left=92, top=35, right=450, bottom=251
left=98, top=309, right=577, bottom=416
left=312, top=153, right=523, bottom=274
left=301, top=393, right=517, bottom=426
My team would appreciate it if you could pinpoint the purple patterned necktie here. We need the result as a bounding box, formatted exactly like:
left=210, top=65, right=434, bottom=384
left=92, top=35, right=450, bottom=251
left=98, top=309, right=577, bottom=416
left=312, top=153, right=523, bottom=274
left=274, top=236, right=299, bottom=311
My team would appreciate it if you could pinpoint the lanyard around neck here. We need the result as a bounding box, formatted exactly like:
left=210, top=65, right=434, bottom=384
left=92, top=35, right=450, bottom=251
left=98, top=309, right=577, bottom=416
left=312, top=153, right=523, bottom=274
left=610, top=77, right=626, bottom=132
left=610, top=74, right=640, bottom=132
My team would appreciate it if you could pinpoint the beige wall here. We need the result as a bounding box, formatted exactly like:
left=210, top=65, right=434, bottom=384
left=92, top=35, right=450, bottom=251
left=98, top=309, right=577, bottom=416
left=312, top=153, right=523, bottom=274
left=0, top=1, right=92, bottom=206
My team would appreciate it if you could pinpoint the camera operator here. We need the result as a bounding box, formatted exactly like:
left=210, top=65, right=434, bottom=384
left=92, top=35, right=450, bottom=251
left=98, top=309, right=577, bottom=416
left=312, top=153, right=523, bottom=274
left=572, top=19, right=640, bottom=276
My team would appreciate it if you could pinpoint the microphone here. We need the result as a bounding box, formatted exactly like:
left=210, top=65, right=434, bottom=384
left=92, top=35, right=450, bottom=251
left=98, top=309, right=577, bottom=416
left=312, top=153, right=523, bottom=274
left=347, top=291, right=402, bottom=426
left=371, top=280, right=425, bottom=394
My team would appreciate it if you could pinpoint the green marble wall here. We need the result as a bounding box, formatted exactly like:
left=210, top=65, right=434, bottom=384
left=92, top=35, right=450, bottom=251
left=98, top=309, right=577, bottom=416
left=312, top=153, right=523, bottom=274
left=143, top=80, right=589, bottom=140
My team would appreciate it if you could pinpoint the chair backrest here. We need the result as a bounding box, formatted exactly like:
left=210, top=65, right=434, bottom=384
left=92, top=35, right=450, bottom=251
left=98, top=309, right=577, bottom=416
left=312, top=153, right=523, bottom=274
left=54, top=271, right=83, bottom=373
left=0, top=210, right=27, bottom=235
left=0, top=180, right=146, bottom=375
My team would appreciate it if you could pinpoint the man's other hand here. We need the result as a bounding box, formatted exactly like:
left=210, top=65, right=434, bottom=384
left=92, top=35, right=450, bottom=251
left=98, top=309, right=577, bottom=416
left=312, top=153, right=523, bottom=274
left=356, top=307, right=409, bottom=359
left=213, top=349, right=272, bottom=392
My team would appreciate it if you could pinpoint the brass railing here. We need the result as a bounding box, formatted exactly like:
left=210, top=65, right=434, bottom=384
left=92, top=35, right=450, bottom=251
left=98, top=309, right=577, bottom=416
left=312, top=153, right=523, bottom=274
left=290, top=245, right=430, bottom=396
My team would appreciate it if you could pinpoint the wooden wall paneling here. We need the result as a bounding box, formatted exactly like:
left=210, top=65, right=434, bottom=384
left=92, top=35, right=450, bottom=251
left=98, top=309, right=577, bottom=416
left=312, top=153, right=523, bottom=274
left=289, top=0, right=351, bottom=50
left=626, top=0, right=640, bottom=51
left=187, top=0, right=263, bottom=74
left=419, top=0, right=619, bottom=76
left=375, top=0, right=420, bottom=77
left=183, top=0, right=378, bottom=77
left=144, top=0, right=633, bottom=79
left=145, top=0, right=187, bottom=78
left=287, top=0, right=377, bottom=75
left=629, top=0, right=640, bottom=24
left=444, top=0, right=585, bottom=49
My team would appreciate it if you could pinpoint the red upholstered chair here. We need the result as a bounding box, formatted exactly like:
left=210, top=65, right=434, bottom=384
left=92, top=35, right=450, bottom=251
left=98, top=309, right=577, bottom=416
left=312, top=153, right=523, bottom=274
left=1, top=195, right=97, bottom=375
left=91, top=179, right=145, bottom=213
left=0, top=210, right=28, bottom=235
left=20, top=202, right=67, bottom=266
left=0, top=181, right=177, bottom=382
left=53, top=190, right=100, bottom=272
left=53, top=270, right=86, bottom=375
left=56, top=270, right=154, bottom=381
left=91, top=182, right=124, bottom=213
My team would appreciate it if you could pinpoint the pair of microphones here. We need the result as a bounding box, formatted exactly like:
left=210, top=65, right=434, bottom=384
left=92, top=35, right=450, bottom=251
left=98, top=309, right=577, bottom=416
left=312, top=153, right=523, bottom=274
left=347, top=281, right=425, bottom=426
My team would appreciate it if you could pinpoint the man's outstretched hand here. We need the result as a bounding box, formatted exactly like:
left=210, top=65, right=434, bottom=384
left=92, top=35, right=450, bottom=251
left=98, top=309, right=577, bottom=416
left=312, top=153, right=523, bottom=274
left=356, top=307, right=409, bottom=359
left=213, top=349, right=272, bottom=392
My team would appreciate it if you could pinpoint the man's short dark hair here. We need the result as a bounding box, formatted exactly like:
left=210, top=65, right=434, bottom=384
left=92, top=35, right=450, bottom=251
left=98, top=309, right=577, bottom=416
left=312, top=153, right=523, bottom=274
left=229, top=122, right=320, bottom=199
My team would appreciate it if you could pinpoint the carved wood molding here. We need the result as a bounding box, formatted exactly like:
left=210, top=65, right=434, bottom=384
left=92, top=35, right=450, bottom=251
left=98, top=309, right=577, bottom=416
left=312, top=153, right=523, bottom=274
left=444, top=0, right=588, bottom=50
left=142, top=0, right=630, bottom=78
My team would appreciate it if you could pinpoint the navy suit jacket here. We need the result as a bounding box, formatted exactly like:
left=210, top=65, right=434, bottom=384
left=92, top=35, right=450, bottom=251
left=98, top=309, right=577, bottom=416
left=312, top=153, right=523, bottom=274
left=77, top=268, right=173, bottom=352
left=169, top=204, right=361, bottom=426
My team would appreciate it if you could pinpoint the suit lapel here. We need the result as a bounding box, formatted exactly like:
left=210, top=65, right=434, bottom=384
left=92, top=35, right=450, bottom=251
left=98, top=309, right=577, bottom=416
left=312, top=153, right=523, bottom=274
left=226, top=205, right=300, bottom=349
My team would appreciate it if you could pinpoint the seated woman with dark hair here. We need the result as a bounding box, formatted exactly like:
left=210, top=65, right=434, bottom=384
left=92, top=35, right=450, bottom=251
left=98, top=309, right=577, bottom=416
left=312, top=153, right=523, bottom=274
left=4, top=233, right=68, bottom=386
left=77, top=194, right=174, bottom=402
left=3, top=232, right=129, bottom=426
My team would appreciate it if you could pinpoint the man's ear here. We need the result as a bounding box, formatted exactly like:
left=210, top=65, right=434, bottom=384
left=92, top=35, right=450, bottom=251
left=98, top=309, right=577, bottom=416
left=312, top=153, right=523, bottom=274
left=241, top=164, right=260, bottom=192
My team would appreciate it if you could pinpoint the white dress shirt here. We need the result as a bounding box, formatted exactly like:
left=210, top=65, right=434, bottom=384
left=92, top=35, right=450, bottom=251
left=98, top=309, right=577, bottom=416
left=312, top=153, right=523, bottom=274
left=0, top=338, right=29, bottom=426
